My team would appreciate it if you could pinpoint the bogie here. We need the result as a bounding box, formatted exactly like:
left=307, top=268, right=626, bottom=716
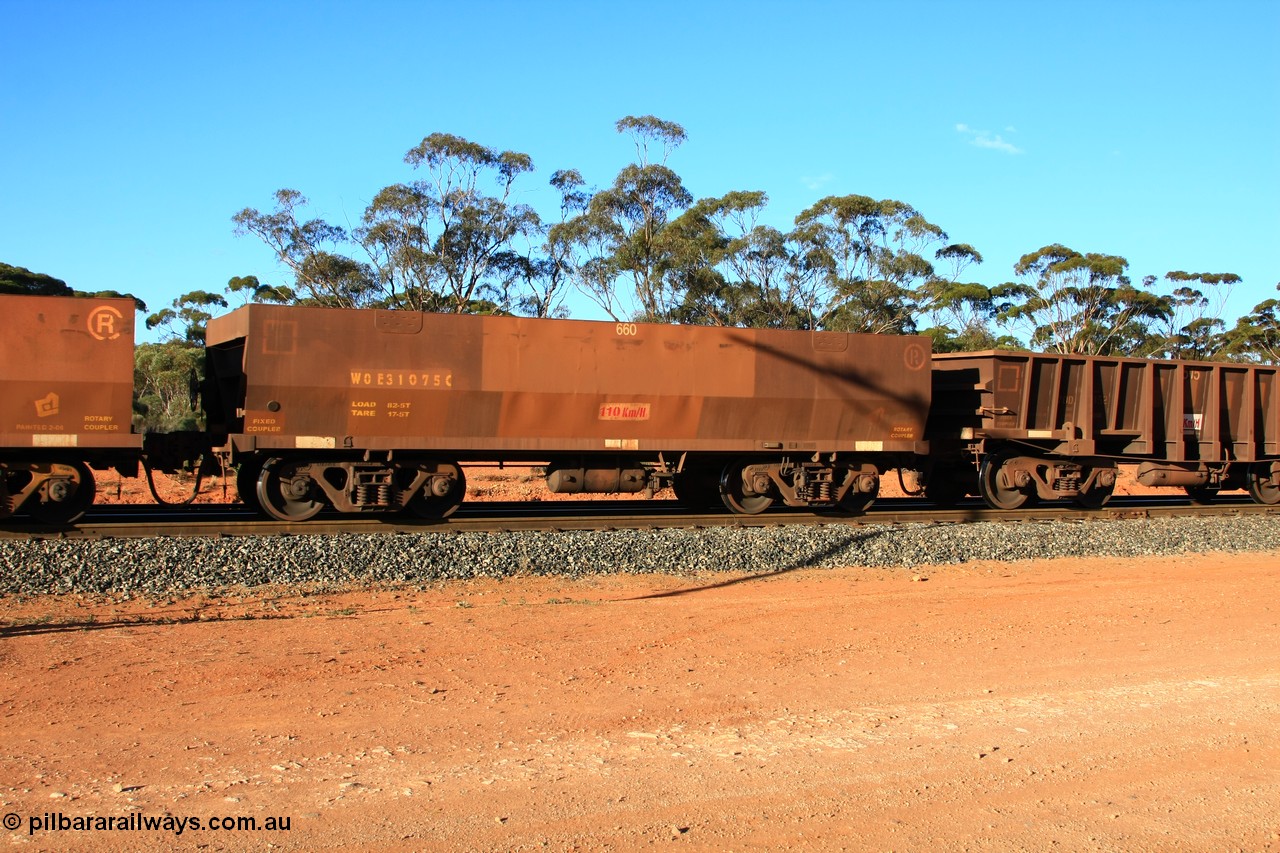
left=1, top=461, right=97, bottom=525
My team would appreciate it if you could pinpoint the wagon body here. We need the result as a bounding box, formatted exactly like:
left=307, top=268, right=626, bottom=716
left=204, top=305, right=932, bottom=518
left=929, top=350, right=1280, bottom=506
left=206, top=305, right=932, bottom=457
left=0, top=294, right=140, bottom=452
left=931, top=351, right=1279, bottom=461
left=0, top=294, right=139, bottom=521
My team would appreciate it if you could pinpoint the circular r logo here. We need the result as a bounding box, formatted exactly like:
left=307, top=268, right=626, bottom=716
left=88, top=305, right=124, bottom=341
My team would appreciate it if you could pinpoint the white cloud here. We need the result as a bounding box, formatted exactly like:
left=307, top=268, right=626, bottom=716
left=801, top=172, right=835, bottom=191
left=956, top=123, right=1024, bottom=155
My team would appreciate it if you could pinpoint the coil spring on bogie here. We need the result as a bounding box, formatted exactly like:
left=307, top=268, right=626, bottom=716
left=794, top=475, right=832, bottom=503
left=355, top=482, right=393, bottom=507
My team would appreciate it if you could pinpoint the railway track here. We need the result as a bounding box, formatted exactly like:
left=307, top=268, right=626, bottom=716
left=2, top=494, right=1274, bottom=540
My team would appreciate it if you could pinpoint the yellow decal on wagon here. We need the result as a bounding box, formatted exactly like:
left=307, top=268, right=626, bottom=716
left=34, top=392, right=60, bottom=418
left=349, top=370, right=453, bottom=388
left=87, top=305, right=124, bottom=340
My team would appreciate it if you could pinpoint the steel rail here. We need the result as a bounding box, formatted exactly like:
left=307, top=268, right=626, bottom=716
left=1, top=495, right=1274, bottom=540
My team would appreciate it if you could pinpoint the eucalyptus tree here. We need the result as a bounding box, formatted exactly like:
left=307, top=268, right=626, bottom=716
left=666, top=191, right=811, bottom=328
left=232, top=189, right=376, bottom=308
left=0, top=262, right=147, bottom=310
left=134, top=288, right=231, bottom=432
left=234, top=134, right=557, bottom=316
left=144, top=289, right=228, bottom=346
left=789, top=195, right=979, bottom=335
left=910, top=243, right=1023, bottom=351
left=996, top=244, right=1170, bottom=355
left=1225, top=283, right=1280, bottom=363
left=356, top=133, right=542, bottom=313
left=505, top=169, right=591, bottom=319
left=1143, top=271, right=1242, bottom=360
left=132, top=342, right=205, bottom=432
left=0, top=262, right=74, bottom=296
left=557, top=116, right=695, bottom=321
left=225, top=274, right=294, bottom=305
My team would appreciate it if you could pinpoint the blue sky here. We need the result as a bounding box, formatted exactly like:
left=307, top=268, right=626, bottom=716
left=3, top=0, right=1277, bottom=342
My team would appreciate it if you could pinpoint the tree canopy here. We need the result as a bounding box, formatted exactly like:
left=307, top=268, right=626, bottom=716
left=223, top=117, right=1263, bottom=360
left=14, top=114, right=1268, bottom=376
left=0, top=262, right=146, bottom=310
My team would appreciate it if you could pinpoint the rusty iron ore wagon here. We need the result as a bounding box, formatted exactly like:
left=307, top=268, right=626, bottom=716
left=5, top=293, right=1280, bottom=523
left=927, top=351, right=1280, bottom=508
left=202, top=305, right=933, bottom=520
left=1, top=294, right=141, bottom=522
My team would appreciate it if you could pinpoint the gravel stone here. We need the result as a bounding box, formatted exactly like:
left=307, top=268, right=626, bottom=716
left=1, top=516, right=1277, bottom=596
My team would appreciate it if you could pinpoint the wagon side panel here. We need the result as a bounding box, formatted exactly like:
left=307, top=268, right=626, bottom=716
left=212, top=306, right=932, bottom=456
left=0, top=294, right=141, bottom=450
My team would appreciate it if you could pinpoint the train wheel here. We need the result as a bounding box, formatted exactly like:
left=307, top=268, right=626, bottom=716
left=1184, top=485, right=1218, bottom=505
left=1245, top=463, right=1280, bottom=505
left=404, top=464, right=467, bottom=519
left=1074, top=476, right=1115, bottom=509
left=977, top=456, right=1031, bottom=510
left=672, top=468, right=722, bottom=510
left=836, top=478, right=879, bottom=515
left=256, top=457, right=325, bottom=521
left=26, top=462, right=96, bottom=524
left=236, top=459, right=263, bottom=513
left=719, top=462, right=774, bottom=515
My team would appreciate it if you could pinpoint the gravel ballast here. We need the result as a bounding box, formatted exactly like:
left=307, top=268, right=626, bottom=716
left=1, top=515, right=1277, bottom=596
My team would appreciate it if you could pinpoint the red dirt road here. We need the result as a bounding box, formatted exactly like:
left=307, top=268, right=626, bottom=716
left=2, top=550, right=1279, bottom=851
